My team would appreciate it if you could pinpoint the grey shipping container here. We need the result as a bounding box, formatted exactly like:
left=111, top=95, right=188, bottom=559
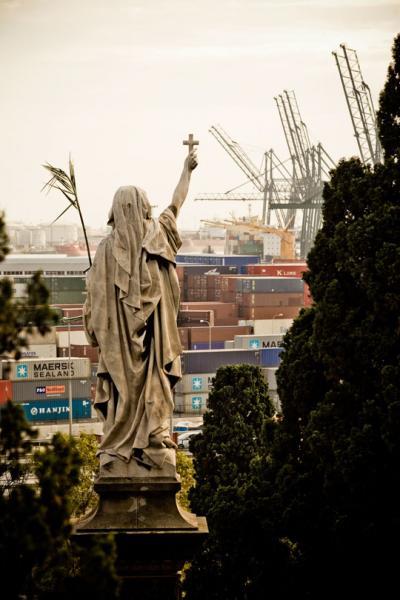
left=11, top=379, right=91, bottom=402
left=5, top=357, right=91, bottom=382
left=238, top=277, right=304, bottom=293
left=181, top=349, right=262, bottom=374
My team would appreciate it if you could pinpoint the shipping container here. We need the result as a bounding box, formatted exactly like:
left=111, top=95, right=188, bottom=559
left=189, top=325, right=252, bottom=345
left=20, top=398, right=92, bottom=422
left=233, top=335, right=284, bottom=349
left=253, top=319, right=294, bottom=335
left=239, top=292, right=304, bottom=307
left=239, top=306, right=301, bottom=320
left=176, top=254, right=259, bottom=266
left=182, top=348, right=266, bottom=374
left=304, top=282, right=313, bottom=307
left=240, top=277, right=304, bottom=293
left=175, top=373, right=216, bottom=395
left=4, top=357, right=91, bottom=381
left=11, top=379, right=91, bottom=402
left=260, top=348, right=283, bottom=366
left=0, top=380, right=12, bottom=404
left=20, top=344, right=57, bottom=359
left=269, top=391, right=281, bottom=412
left=190, top=341, right=225, bottom=350
left=174, top=393, right=208, bottom=415
left=260, top=367, right=278, bottom=391
left=246, top=263, right=307, bottom=277
left=57, top=345, right=99, bottom=362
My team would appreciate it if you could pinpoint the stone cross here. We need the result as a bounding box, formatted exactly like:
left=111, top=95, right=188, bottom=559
left=183, top=133, right=199, bottom=154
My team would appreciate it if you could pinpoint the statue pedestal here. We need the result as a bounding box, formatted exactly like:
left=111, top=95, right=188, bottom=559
left=75, top=476, right=208, bottom=599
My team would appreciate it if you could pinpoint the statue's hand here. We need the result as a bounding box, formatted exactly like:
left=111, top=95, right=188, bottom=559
left=185, top=150, right=198, bottom=172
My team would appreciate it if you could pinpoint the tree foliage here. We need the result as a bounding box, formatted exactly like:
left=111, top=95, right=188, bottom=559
left=0, top=212, right=58, bottom=359
left=185, top=34, right=400, bottom=599
left=184, top=365, right=276, bottom=600
left=377, top=33, right=400, bottom=158
left=69, top=433, right=99, bottom=518
left=176, top=450, right=195, bottom=511
left=265, top=34, right=400, bottom=598
left=0, top=214, right=119, bottom=598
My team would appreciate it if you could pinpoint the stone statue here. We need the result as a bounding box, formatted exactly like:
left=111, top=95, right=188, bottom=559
left=83, top=145, right=198, bottom=475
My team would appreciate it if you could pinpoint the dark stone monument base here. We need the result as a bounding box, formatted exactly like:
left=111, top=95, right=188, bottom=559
left=75, top=476, right=208, bottom=599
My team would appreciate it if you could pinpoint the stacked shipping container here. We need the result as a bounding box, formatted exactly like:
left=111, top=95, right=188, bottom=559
left=1, top=358, right=94, bottom=424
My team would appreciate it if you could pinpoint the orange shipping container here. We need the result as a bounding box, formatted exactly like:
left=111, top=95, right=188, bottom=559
left=0, top=380, right=12, bottom=404
left=239, top=305, right=302, bottom=320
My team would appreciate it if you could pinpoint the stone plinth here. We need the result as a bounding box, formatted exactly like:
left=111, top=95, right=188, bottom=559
left=75, top=474, right=208, bottom=599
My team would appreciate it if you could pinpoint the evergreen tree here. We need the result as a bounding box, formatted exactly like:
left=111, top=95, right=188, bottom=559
left=377, top=33, right=400, bottom=158
left=0, top=214, right=119, bottom=598
left=184, top=365, right=276, bottom=600
left=264, top=33, right=400, bottom=599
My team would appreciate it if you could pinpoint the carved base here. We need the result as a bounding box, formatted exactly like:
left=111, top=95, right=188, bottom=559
left=75, top=475, right=208, bottom=599
left=76, top=476, right=198, bottom=531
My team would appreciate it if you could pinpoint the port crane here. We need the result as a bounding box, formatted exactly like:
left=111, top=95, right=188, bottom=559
left=196, top=93, right=334, bottom=257
left=333, top=44, right=382, bottom=165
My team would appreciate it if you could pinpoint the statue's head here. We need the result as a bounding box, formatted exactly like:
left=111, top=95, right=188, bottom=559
left=107, top=186, right=152, bottom=227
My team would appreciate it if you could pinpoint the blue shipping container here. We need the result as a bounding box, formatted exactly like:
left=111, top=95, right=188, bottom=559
left=177, top=254, right=260, bottom=267
left=224, top=255, right=259, bottom=266
left=260, top=348, right=284, bottom=367
left=182, top=349, right=262, bottom=374
left=20, top=398, right=92, bottom=422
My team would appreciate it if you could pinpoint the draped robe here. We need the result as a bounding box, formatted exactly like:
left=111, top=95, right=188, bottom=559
left=83, top=186, right=182, bottom=468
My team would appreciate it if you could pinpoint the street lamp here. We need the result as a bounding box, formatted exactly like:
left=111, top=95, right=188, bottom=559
left=199, top=319, right=211, bottom=350
left=60, top=314, right=83, bottom=437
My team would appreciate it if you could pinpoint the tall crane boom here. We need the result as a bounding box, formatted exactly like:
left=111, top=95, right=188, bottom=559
left=333, top=44, right=382, bottom=165
left=209, top=125, right=264, bottom=192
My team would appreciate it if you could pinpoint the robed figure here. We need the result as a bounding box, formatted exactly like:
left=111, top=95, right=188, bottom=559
left=83, top=150, right=198, bottom=471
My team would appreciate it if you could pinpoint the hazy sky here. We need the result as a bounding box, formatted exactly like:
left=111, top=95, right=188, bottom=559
left=0, top=0, right=398, bottom=230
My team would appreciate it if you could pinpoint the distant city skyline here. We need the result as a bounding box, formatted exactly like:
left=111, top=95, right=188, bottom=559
left=0, top=0, right=398, bottom=230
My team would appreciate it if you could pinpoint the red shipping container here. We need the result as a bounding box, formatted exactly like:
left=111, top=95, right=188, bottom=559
left=246, top=263, right=307, bottom=277
left=178, top=327, right=190, bottom=350
left=0, top=380, right=13, bottom=405
left=304, top=282, right=313, bottom=307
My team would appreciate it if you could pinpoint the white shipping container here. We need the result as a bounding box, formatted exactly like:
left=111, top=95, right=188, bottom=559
left=253, top=319, right=293, bottom=336
left=175, top=373, right=215, bottom=395
left=261, top=367, right=278, bottom=391
left=224, top=340, right=235, bottom=349
left=5, top=357, right=91, bottom=381
left=57, top=330, right=88, bottom=347
left=20, top=344, right=57, bottom=359
left=233, top=335, right=283, bottom=350
left=174, top=393, right=208, bottom=415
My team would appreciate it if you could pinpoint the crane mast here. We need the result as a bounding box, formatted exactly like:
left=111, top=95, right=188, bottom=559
left=274, top=90, right=335, bottom=257
left=333, top=44, right=382, bottom=165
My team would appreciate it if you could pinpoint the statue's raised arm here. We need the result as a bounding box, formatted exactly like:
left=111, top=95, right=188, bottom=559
left=169, top=144, right=198, bottom=217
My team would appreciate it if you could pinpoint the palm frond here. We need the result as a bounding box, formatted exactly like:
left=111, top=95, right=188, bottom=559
left=42, top=157, right=92, bottom=267
left=51, top=203, right=73, bottom=225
